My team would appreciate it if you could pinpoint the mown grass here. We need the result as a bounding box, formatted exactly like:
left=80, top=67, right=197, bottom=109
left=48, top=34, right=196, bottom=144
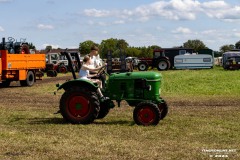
left=161, top=66, right=240, bottom=96
left=0, top=67, right=239, bottom=160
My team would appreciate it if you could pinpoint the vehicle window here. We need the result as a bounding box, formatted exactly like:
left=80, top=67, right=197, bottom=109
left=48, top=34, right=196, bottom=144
left=175, top=59, right=183, bottom=63
left=154, top=52, right=160, bottom=58
left=203, top=58, right=211, bottom=62
left=179, top=50, right=186, bottom=55
left=51, top=54, right=58, bottom=60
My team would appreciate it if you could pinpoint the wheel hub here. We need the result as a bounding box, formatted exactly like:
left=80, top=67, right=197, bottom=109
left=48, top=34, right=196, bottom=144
left=159, top=62, right=167, bottom=69
left=138, top=107, right=155, bottom=124
left=68, top=96, right=90, bottom=117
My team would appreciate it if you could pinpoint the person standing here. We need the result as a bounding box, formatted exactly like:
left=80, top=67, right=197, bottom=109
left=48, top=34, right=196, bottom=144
left=88, top=45, right=106, bottom=88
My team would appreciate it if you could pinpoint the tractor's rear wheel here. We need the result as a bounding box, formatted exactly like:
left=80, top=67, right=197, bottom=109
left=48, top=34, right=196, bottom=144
left=20, top=71, right=35, bottom=86
left=133, top=102, right=161, bottom=126
left=138, top=62, right=148, bottom=71
left=158, top=99, right=169, bottom=120
left=60, top=88, right=100, bottom=124
left=157, top=59, right=170, bottom=71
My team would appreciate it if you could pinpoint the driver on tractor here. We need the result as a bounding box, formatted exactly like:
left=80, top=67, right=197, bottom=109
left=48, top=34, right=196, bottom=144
left=79, top=55, right=108, bottom=101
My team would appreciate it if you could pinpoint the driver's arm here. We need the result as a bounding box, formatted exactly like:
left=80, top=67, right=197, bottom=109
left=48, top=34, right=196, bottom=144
left=82, top=65, right=102, bottom=71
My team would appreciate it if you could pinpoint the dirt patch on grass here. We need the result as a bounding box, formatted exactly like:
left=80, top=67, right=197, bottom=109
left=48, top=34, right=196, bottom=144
left=0, top=75, right=239, bottom=109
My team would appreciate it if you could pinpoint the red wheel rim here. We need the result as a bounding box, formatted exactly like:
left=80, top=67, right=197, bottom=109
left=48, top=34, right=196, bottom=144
left=60, top=67, right=66, bottom=73
left=68, top=96, right=90, bottom=118
left=138, top=107, right=155, bottom=125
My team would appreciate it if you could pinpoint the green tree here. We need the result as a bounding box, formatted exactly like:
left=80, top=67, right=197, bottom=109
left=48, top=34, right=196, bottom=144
left=45, top=45, right=52, bottom=52
left=183, top=39, right=208, bottom=52
left=79, top=40, right=97, bottom=55
left=28, top=43, right=36, bottom=50
left=219, top=44, right=235, bottom=53
left=126, top=47, right=141, bottom=57
left=116, top=39, right=129, bottom=50
left=149, top=45, right=161, bottom=50
left=100, top=38, right=118, bottom=58
left=235, top=40, right=240, bottom=49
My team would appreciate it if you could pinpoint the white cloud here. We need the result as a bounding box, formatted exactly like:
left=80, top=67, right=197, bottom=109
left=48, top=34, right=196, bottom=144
left=201, top=1, right=240, bottom=20
left=98, top=22, right=108, bottom=26
left=172, top=27, right=192, bottom=34
left=101, top=30, right=108, bottom=34
left=0, top=0, right=12, bottom=2
left=83, top=0, right=240, bottom=22
left=201, top=29, right=217, bottom=35
left=234, top=33, right=240, bottom=38
left=84, top=9, right=110, bottom=17
left=113, top=20, right=125, bottom=24
left=37, top=24, right=54, bottom=30
left=0, top=26, right=4, bottom=32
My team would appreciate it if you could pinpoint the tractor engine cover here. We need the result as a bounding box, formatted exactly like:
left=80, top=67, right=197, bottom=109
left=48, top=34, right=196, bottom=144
left=106, top=72, right=162, bottom=103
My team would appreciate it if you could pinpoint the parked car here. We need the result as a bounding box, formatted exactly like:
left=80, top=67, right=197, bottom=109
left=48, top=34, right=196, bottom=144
left=222, top=51, right=240, bottom=70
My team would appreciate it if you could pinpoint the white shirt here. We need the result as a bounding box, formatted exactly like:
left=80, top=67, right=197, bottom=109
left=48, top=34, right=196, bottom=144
left=79, top=69, right=89, bottom=80
left=79, top=64, right=93, bottom=79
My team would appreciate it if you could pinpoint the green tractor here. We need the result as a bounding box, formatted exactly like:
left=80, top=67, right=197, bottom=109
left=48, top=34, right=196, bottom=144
left=56, top=51, right=168, bottom=126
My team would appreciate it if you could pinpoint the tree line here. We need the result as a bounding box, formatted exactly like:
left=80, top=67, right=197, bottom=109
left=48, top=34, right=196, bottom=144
left=44, top=38, right=240, bottom=58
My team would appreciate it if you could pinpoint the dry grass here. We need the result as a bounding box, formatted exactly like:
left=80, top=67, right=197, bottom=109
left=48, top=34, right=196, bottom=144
left=0, top=70, right=239, bottom=160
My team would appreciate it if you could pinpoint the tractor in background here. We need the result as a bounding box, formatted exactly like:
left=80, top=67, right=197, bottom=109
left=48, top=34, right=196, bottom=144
left=45, top=49, right=81, bottom=77
left=138, top=49, right=172, bottom=71
left=55, top=50, right=168, bottom=126
left=106, top=50, right=133, bottom=74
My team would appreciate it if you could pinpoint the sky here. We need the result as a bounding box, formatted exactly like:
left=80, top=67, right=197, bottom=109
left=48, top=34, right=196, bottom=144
left=0, top=0, right=240, bottom=51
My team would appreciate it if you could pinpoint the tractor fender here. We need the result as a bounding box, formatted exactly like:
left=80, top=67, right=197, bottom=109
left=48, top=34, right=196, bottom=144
left=57, top=79, right=98, bottom=91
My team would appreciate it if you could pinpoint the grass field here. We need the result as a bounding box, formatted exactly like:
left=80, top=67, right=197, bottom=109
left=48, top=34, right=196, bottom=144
left=0, top=67, right=239, bottom=160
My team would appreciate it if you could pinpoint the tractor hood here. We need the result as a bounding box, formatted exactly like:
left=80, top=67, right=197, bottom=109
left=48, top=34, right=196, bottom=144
left=109, top=71, right=162, bottom=81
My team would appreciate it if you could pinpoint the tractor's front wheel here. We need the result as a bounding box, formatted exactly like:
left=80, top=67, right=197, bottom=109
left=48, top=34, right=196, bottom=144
left=58, top=65, right=68, bottom=73
left=60, top=88, right=100, bottom=124
left=133, top=102, right=161, bottom=126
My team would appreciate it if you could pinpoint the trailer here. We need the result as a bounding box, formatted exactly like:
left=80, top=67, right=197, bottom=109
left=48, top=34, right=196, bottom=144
left=174, top=54, right=213, bottom=69
left=0, top=37, right=45, bottom=87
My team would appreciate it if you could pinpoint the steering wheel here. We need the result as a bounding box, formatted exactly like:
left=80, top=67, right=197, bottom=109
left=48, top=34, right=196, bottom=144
left=96, top=65, right=107, bottom=77
left=8, top=37, right=15, bottom=42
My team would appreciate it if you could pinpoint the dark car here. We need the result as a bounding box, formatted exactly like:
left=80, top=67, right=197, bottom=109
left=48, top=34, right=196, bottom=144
left=224, top=56, right=240, bottom=70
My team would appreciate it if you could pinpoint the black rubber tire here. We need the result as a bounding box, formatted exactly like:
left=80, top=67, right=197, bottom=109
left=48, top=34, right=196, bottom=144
left=47, top=70, right=58, bottom=77
left=0, top=80, right=11, bottom=88
left=96, top=101, right=111, bottom=119
left=138, top=62, right=148, bottom=71
left=157, top=59, right=170, bottom=71
left=59, top=87, right=100, bottom=124
left=133, top=102, right=161, bottom=126
left=20, top=71, right=35, bottom=86
left=58, top=65, right=68, bottom=73
left=158, top=99, right=169, bottom=120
